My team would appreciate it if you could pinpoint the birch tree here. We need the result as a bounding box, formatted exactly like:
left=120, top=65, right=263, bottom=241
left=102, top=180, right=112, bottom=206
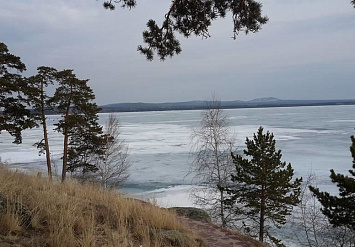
left=290, top=174, right=355, bottom=247
left=94, top=114, right=130, bottom=188
left=190, top=99, right=235, bottom=227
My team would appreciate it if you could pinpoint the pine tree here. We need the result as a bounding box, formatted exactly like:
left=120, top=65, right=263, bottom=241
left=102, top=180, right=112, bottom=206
left=51, top=69, right=103, bottom=182
left=225, top=126, right=302, bottom=245
left=103, top=1, right=354, bottom=60
left=309, top=135, right=355, bottom=232
left=27, top=66, right=58, bottom=179
left=0, top=42, right=36, bottom=144
left=102, top=0, right=268, bottom=60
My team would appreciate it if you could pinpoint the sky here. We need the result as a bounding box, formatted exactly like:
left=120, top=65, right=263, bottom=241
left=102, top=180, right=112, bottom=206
left=1, top=0, right=354, bottom=105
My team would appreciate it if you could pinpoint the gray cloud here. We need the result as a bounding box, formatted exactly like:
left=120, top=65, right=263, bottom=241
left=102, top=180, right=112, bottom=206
left=1, top=0, right=354, bottom=105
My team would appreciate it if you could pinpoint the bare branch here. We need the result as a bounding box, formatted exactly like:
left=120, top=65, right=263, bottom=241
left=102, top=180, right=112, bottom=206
left=94, top=114, right=130, bottom=188
left=190, top=97, right=236, bottom=227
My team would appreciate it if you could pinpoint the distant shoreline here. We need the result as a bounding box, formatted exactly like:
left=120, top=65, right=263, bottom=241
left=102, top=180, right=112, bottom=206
left=99, top=98, right=355, bottom=113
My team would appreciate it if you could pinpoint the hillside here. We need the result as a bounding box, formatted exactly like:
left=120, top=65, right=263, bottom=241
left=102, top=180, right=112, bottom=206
left=100, top=98, right=355, bottom=112
left=0, top=166, right=266, bottom=247
left=0, top=166, right=203, bottom=247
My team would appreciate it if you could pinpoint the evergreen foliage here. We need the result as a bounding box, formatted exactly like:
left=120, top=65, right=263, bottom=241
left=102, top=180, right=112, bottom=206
left=102, top=0, right=355, bottom=60
left=1, top=43, right=104, bottom=181
left=102, top=0, right=268, bottom=60
left=225, top=126, right=302, bottom=245
left=309, top=135, right=355, bottom=232
left=103, top=0, right=136, bottom=10
left=51, top=69, right=103, bottom=182
left=0, top=42, right=36, bottom=144
left=27, top=66, right=58, bottom=179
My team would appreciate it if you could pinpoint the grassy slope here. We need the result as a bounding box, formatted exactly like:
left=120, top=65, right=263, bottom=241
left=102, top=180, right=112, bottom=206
left=0, top=166, right=203, bottom=247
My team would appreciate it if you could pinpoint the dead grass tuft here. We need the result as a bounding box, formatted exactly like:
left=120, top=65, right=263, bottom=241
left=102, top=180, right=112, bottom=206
left=0, top=212, right=22, bottom=235
left=0, top=166, right=202, bottom=246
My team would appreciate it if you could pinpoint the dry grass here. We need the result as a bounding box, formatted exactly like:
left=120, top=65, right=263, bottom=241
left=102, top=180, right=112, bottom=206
left=0, top=166, right=202, bottom=247
left=0, top=211, right=22, bottom=235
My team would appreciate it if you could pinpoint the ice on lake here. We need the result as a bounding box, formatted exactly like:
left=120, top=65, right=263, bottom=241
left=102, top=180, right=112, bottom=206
left=1, top=105, right=354, bottom=201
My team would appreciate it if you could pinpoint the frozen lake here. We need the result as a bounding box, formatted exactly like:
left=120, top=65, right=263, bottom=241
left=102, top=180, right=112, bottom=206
left=1, top=105, right=354, bottom=207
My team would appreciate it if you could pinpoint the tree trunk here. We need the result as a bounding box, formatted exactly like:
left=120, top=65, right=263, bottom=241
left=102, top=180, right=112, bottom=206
left=41, top=82, right=52, bottom=180
left=220, top=188, right=226, bottom=227
left=43, top=111, right=52, bottom=180
left=61, top=91, right=72, bottom=183
left=259, top=185, right=266, bottom=242
left=61, top=126, right=69, bottom=183
left=103, top=135, right=109, bottom=188
left=213, top=129, right=227, bottom=227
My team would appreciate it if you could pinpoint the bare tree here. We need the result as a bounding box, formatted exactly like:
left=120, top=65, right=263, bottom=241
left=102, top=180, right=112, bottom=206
left=190, top=98, right=236, bottom=227
left=94, top=114, right=130, bottom=189
left=289, top=173, right=355, bottom=247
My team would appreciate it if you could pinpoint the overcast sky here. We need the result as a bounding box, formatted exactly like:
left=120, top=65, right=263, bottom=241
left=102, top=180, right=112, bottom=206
left=1, top=0, right=354, bottom=105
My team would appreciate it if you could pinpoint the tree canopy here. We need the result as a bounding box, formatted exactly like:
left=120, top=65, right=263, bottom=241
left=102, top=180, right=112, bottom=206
left=225, top=127, right=302, bottom=245
left=51, top=69, right=103, bottom=182
left=103, top=0, right=268, bottom=60
left=101, top=0, right=355, bottom=61
left=310, top=135, right=355, bottom=232
left=27, top=66, right=58, bottom=179
left=0, top=42, right=36, bottom=144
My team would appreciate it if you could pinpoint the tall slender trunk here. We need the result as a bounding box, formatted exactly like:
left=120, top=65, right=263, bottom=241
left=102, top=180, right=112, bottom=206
left=40, top=82, right=52, bottom=180
left=213, top=127, right=226, bottom=227
left=61, top=89, right=72, bottom=183
left=259, top=184, right=266, bottom=242
left=102, top=135, right=109, bottom=188
left=62, top=126, right=69, bottom=183
left=220, top=188, right=226, bottom=227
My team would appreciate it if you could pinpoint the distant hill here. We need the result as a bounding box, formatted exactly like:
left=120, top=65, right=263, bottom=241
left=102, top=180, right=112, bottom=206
left=100, top=98, right=355, bottom=113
